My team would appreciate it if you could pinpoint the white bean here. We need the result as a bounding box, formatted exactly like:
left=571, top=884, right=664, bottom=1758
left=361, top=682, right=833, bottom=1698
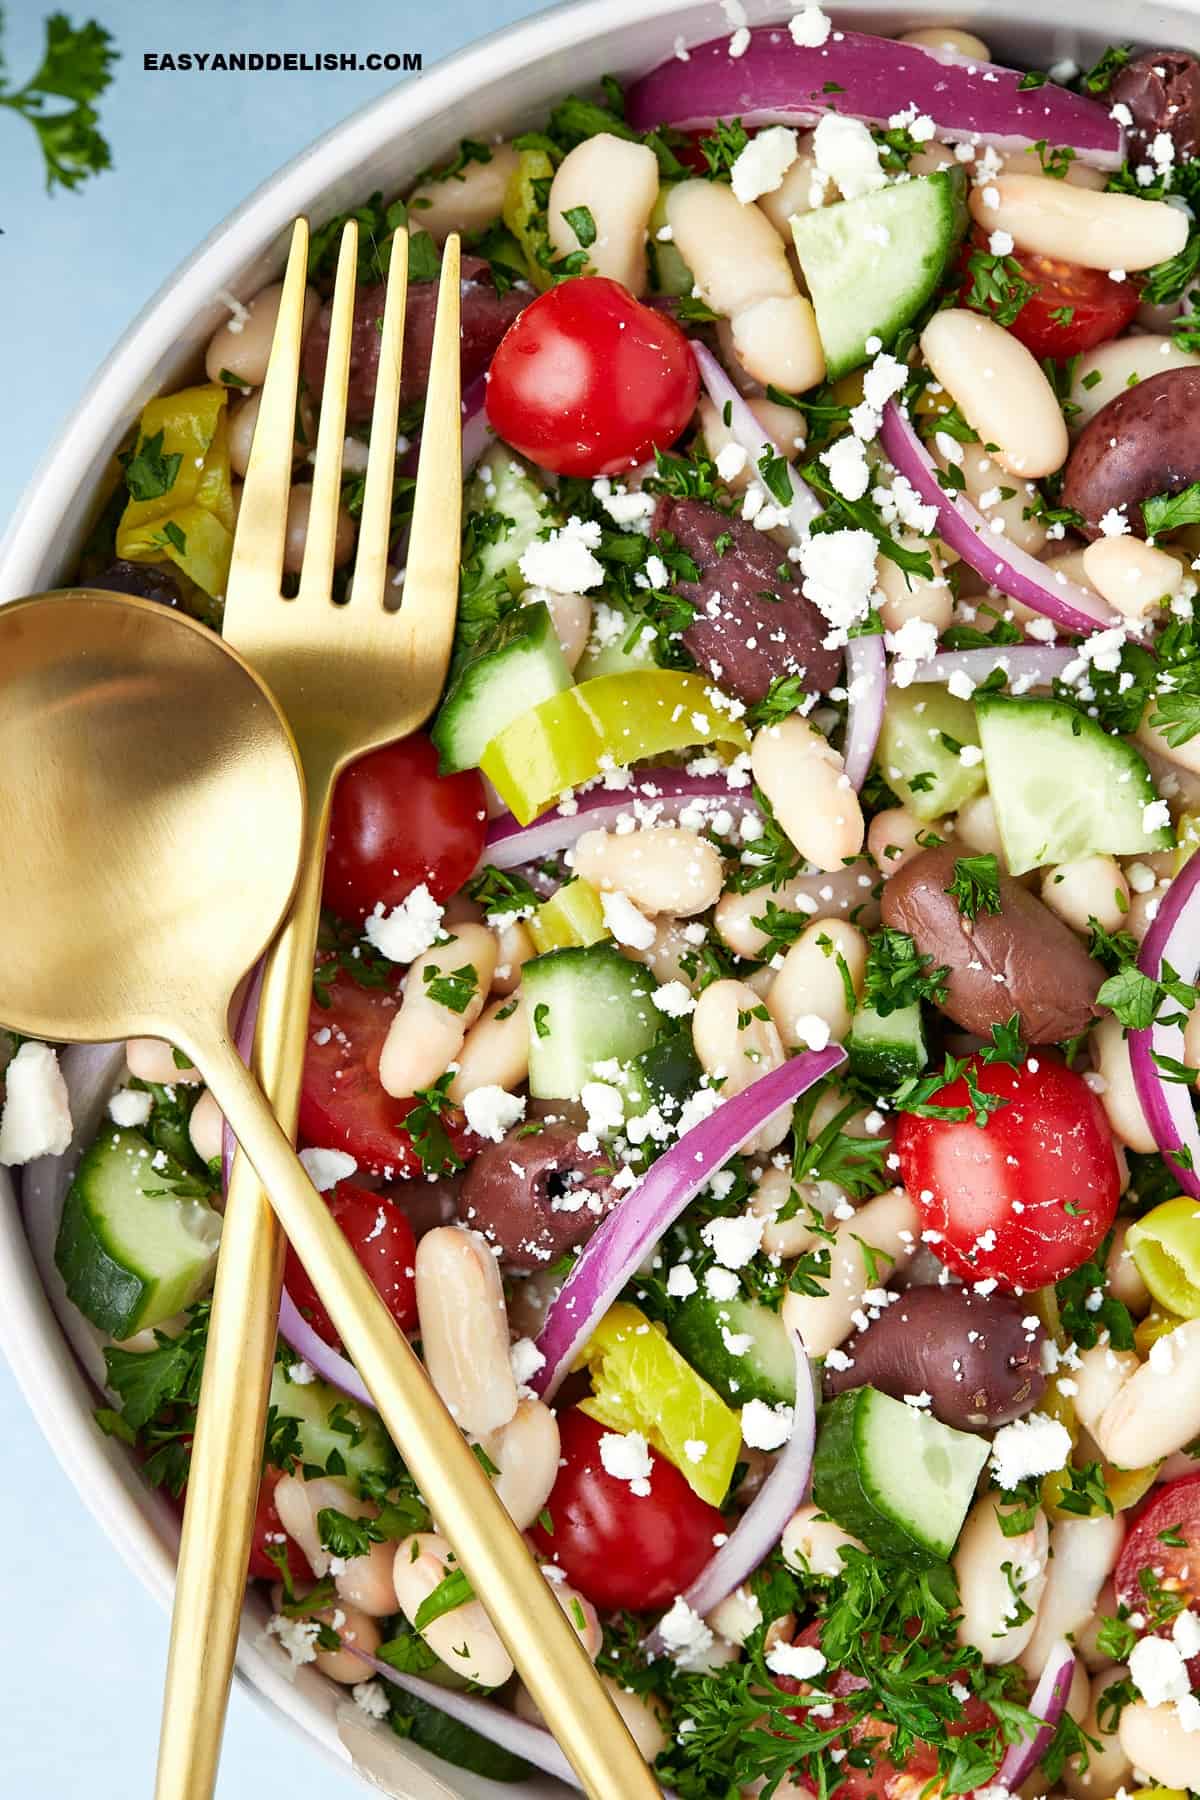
left=125, top=1037, right=201, bottom=1086
left=491, top=919, right=535, bottom=996
left=408, top=143, right=521, bottom=243
left=1072, top=1343, right=1141, bottom=1439
left=957, top=442, right=1048, bottom=557
left=1040, top=855, right=1129, bottom=935
left=631, top=916, right=706, bottom=989
left=691, top=978, right=790, bottom=1153
left=448, top=990, right=528, bottom=1102
left=476, top=1397, right=560, bottom=1531
left=868, top=806, right=937, bottom=877
left=730, top=294, right=825, bottom=393
left=899, top=25, right=989, bottom=56
left=313, top=1601, right=382, bottom=1684
left=781, top=1501, right=863, bottom=1578
left=529, top=587, right=592, bottom=671
left=713, top=868, right=876, bottom=959
left=1118, top=1698, right=1200, bottom=1791
left=1138, top=701, right=1200, bottom=777
left=1104, top=1225, right=1150, bottom=1323
left=1073, top=1581, right=1119, bottom=1671
left=1096, top=1318, right=1200, bottom=1466
left=1069, top=334, right=1200, bottom=430
left=954, top=792, right=1005, bottom=860
left=274, top=1472, right=366, bottom=1578
left=548, top=134, right=659, bottom=296
left=378, top=924, right=497, bottom=1099
left=599, top=1679, right=670, bottom=1762
left=205, top=284, right=319, bottom=389
left=392, top=1532, right=513, bottom=1687
left=1066, top=1657, right=1091, bottom=1726
left=1064, top=1665, right=1133, bottom=1799
left=552, top=1580, right=604, bottom=1659
left=707, top=1585, right=765, bottom=1647
left=749, top=1166, right=840, bottom=1258
left=699, top=395, right=806, bottom=478
left=1083, top=536, right=1188, bottom=625
left=1001, top=147, right=1108, bottom=191
left=335, top=1536, right=401, bottom=1619
left=187, top=1089, right=224, bottom=1165
left=227, top=393, right=261, bottom=479
left=282, top=483, right=356, bottom=575
left=1018, top=1512, right=1124, bottom=1677
left=954, top=1496, right=1049, bottom=1665
left=781, top=1186, right=919, bottom=1356
left=876, top=538, right=953, bottom=632
left=1090, top=1013, right=1156, bottom=1154
left=573, top=826, right=723, bottom=918
left=751, top=717, right=864, bottom=873
left=756, top=137, right=827, bottom=238
left=920, top=309, right=1068, bottom=478
left=414, top=1226, right=519, bottom=1436
left=766, top=918, right=867, bottom=1049
left=968, top=175, right=1189, bottom=273
left=667, top=178, right=795, bottom=318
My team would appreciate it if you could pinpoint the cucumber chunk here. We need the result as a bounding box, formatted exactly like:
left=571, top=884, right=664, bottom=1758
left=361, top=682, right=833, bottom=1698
left=791, top=170, right=968, bottom=380
left=575, top=602, right=658, bottom=681
left=975, top=692, right=1174, bottom=875
left=848, top=1001, right=926, bottom=1088
left=466, top=443, right=553, bottom=593
left=431, top=601, right=572, bottom=774
left=55, top=1126, right=221, bottom=1338
left=523, top=944, right=660, bottom=1099
left=269, top=1363, right=395, bottom=1494
left=812, top=1386, right=988, bottom=1566
left=878, top=684, right=986, bottom=821
left=669, top=1293, right=797, bottom=1408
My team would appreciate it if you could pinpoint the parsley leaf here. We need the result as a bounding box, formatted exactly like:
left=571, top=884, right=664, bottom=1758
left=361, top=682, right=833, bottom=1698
left=1097, top=956, right=1196, bottom=1030
left=120, top=430, right=181, bottom=503
left=422, top=962, right=479, bottom=1014
left=1056, top=1236, right=1136, bottom=1351
left=945, top=852, right=1002, bottom=922
left=1144, top=481, right=1200, bottom=536
left=405, top=1072, right=463, bottom=1176
left=412, top=1565, right=475, bottom=1631
left=0, top=11, right=118, bottom=192
left=317, top=1506, right=385, bottom=1560
left=466, top=864, right=539, bottom=920
left=862, top=928, right=949, bottom=1016
left=963, top=248, right=1037, bottom=328
left=560, top=202, right=596, bottom=248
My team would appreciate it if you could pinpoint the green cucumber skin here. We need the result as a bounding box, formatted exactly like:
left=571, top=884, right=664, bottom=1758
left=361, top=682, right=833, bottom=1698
left=669, top=1294, right=797, bottom=1408
left=390, top=1694, right=533, bottom=1781
left=431, top=601, right=572, bottom=774
left=811, top=1390, right=942, bottom=1567
left=524, top=944, right=660, bottom=1100
left=56, top=1173, right=149, bottom=1339
left=878, top=684, right=985, bottom=822
left=848, top=1001, right=926, bottom=1087
left=268, top=1364, right=395, bottom=1494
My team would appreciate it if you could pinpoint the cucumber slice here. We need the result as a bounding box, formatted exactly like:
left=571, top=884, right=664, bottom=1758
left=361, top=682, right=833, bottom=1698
left=430, top=601, right=572, bottom=774
left=575, top=602, right=658, bottom=681
left=791, top=170, right=968, bottom=380
left=975, top=692, right=1174, bottom=876
left=388, top=1690, right=534, bottom=1778
left=55, top=1127, right=221, bottom=1338
left=812, top=1386, right=988, bottom=1566
left=669, top=1293, right=797, bottom=1408
left=878, top=684, right=986, bottom=821
left=523, top=944, right=660, bottom=1099
left=648, top=185, right=694, bottom=297
left=848, top=1000, right=926, bottom=1088
left=620, top=1025, right=704, bottom=1122
left=467, top=443, right=554, bottom=594
left=269, top=1363, right=395, bottom=1494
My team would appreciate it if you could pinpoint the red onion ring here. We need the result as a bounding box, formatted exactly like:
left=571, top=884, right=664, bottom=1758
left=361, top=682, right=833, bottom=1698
left=691, top=340, right=822, bottom=538
left=460, top=373, right=492, bottom=477
left=483, top=769, right=761, bottom=871
left=532, top=1045, right=845, bottom=1400
left=992, top=1640, right=1076, bottom=1791
left=278, top=1284, right=375, bottom=1409
left=906, top=646, right=1077, bottom=690
left=842, top=635, right=886, bottom=791
left=1130, top=846, right=1200, bottom=1200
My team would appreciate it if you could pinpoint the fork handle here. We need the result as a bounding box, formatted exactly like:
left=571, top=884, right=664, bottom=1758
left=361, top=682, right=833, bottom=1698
left=154, top=794, right=331, bottom=1800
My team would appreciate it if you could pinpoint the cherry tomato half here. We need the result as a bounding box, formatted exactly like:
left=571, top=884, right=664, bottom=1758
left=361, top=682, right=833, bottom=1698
left=285, top=1180, right=418, bottom=1351
left=323, top=733, right=486, bottom=924
left=1115, top=1474, right=1200, bottom=1678
left=528, top=1407, right=724, bottom=1613
left=299, top=964, right=477, bottom=1177
left=248, top=1467, right=315, bottom=1584
left=895, top=1053, right=1120, bottom=1290
left=960, top=229, right=1140, bottom=360
left=485, top=276, right=700, bottom=477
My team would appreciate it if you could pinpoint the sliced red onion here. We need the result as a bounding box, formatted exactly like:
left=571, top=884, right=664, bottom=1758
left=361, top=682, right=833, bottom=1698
left=278, top=1284, right=375, bottom=1410
left=691, top=340, right=822, bottom=538
left=878, top=402, right=1118, bottom=638
left=644, top=1325, right=814, bottom=1658
left=484, top=769, right=761, bottom=871
left=842, top=635, right=885, bottom=790
left=906, top=646, right=1077, bottom=690
left=993, top=1641, right=1076, bottom=1791
left=1130, top=846, right=1200, bottom=1200
left=626, top=29, right=1123, bottom=169
left=532, top=1046, right=845, bottom=1399
left=460, top=373, right=492, bottom=476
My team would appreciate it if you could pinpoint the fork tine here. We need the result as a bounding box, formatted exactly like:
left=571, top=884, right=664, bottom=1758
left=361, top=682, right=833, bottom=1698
left=225, top=218, right=310, bottom=610
left=398, top=234, right=462, bottom=680
left=353, top=226, right=410, bottom=609
left=296, top=223, right=358, bottom=606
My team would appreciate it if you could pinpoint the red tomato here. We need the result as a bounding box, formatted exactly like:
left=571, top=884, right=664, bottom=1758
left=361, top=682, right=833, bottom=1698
left=299, top=965, right=477, bottom=1177
left=323, top=733, right=486, bottom=924
left=895, top=1053, right=1119, bottom=1290
left=959, top=229, right=1139, bottom=360
left=485, top=276, right=700, bottom=477
left=248, top=1467, right=315, bottom=1584
left=527, top=1407, right=724, bottom=1612
left=285, top=1180, right=418, bottom=1350
left=1115, top=1475, right=1200, bottom=1677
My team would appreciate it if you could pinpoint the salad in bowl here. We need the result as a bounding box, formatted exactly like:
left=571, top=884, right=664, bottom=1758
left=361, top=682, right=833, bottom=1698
left=7, top=10, right=1200, bottom=1796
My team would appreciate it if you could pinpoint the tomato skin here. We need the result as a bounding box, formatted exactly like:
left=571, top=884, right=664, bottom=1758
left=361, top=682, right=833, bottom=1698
left=285, top=1180, right=418, bottom=1350
left=527, top=1407, right=724, bottom=1613
left=248, top=1467, right=315, bottom=1584
left=485, top=276, right=700, bottom=477
left=959, top=230, right=1140, bottom=360
left=300, top=966, right=477, bottom=1177
left=323, top=734, right=486, bottom=924
left=1115, top=1474, right=1200, bottom=1677
left=895, top=1053, right=1119, bottom=1290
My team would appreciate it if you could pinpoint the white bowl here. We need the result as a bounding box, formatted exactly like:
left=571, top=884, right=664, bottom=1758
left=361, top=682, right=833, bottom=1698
left=1, top=1, right=1196, bottom=1793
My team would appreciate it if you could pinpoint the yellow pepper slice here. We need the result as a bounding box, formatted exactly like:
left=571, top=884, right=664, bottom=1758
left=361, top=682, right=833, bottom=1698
left=502, top=148, right=555, bottom=292
left=1135, top=1307, right=1188, bottom=1357
left=116, top=384, right=235, bottom=598
left=481, top=670, right=750, bottom=825
left=578, top=1302, right=741, bottom=1508
left=527, top=878, right=609, bottom=952
left=1127, top=1197, right=1200, bottom=1319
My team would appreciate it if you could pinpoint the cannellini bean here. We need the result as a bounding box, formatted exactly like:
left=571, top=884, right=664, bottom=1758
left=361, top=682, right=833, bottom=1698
left=448, top=991, right=528, bottom=1102
left=751, top=717, right=864, bottom=873
left=415, top=1226, right=518, bottom=1435
left=1082, top=537, right=1188, bottom=624
left=274, top=1472, right=368, bottom=1578
left=548, top=134, right=659, bottom=296
left=713, top=868, right=876, bottom=958
left=491, top=920, right=535, bottom=996
left=707, top=1585, right=765, bottom=1647
left=750, top=1166, right=846, bottom=1259
left=899, top=25, right=989, bottom=56
left=529, top=588, right=592, bottom=672
left=1019, top=1512, right=1124, bottom=1677
left=1138, top=702, right=1200, bottom=777
left=957, top=441, right=1048, bottom=557
left=1041, top=547, right=1099, bottom=593
left=868, top=806, right=938, bottom=877
left=631, top=917, right=705, bottom=989
left=766, top=918, right=867, bottom=1049
left=1073, top=1581, right=1119, bottom=1671
left=953, top=791, right=1004, bottom=860
left=968, top=175, right=1189, bottom=274
left=699, top=395, right=806, bottom=482
left=757, top=138, right=827, bottom=237
left=227, top=393, right=261, bottom=479
left=781, top=1502, right=864, bottom=1578
left=476, top=1397, right=560, bottom=1531
left=1106, top=1218, right=1153, bottom=1317
left=782, top=1186, right=919, bottom=1356
left=282, top=484, right=356, bottom=575
left=1072, top=1342, right=1141, bottom=1438
left=1001, top=147, right=1107, bottom=191
left=602, top=1679, right=671, bottom=1761
left=125, top=1037, right=202, bottom=1086
left=408, top=143, right=521, bottom=242
left=335, top=1536, right=401, bottom=1619
left=573, top=826, right=723, bottom=918
left=1117, top=1698, right=1200, bottom=1792
left=1068, top=334, right=1200, bottom=430
left=1096, top=1318, right=1200, bottom=1465
left=505, top=1265, right=562, bottom=1340
left=392, top=1532, right=514, bottom=1687
left=1065, top=1664, right=1134, bottom=1798
left=730, top=294, right=825, bottom=393
left=1090, top=1012, right=1156, bottom=1154
left=552, top=1580, right=603, bottom=1659
left=1124, top=879, right=1172, bottom=941
left=805, top=1088, right=881, bottom=1142
left=1040, top=855, right=1129, bottom=935
left=378, top=924, right=497, bottom=1099
left=921, top=310, right=1068, bottom=478
left=691, top=978, right=790, bottom=1153
left=876, top=538, right=953, bottom=632
left=954, top=1496, right=1049, bottom=1665
left=206, top=283, right=319, bottom=389
left=187, top=1089, right=224, bottom=1165
left=313, top=1601, right=382, bottom=1683
left=1066, top=1657, right=1091, bottom=1726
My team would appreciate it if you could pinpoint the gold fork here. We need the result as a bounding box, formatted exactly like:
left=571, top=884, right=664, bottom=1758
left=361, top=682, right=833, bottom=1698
left=154, top=218, right=661, bottom=1800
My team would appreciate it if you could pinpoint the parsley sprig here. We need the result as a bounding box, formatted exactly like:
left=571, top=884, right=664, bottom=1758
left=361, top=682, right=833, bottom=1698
left=0, top=10, right=118, bottom=193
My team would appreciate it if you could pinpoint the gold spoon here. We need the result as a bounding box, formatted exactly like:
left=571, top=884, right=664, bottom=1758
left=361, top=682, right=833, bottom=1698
left=0, top=586, right=662, bottom=1799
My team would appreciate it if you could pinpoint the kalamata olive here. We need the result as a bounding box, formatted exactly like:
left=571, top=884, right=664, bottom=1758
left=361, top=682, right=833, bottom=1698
left=1108, top=49, right=1200, bottom=160
left=1061, top=368, right=1200, bottom=539
left=823, top=1284, right=1047, bottom=1431
left=456, top=1124, right=620, bottom=1272
left=653, top=496, right=842, bottom=704
left=880, top=843, right=1103, bottom=1042
left=89, top=559, right=182, bottom=608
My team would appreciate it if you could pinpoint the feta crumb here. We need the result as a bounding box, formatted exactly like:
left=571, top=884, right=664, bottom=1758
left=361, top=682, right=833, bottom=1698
left=989, top=1414, right=1072, bottom=1489
left=266, top=1612, right=321, bottom=1667
left=288, top=1360, right=316, bottom=1385
left=741, top=1397, right=794, bottom=1451
left=667, top=1262, right=699, bottom=1299
left=797, top=528, right=879, bottom=646
left=658, top=1597, right=715, bottom=1668
left=730, top=124, right=799, bottom=203
left=702, top=1210, right=764, bottom=1269
left=599, top=1429, right=654, bottom=1497
left=299, top=1146, right=358, bottom=1192
left=600, top=888, right=656, bottom=950
left=715, top=442, right=750, bottom=482
left=463, top=1084, right=526, bottom=1142
left=352, top=1680, right=391, bottom=1720
left=363, top=882, right=444, bottom=963
left=1130, top=1633, right=1191, bottom=1707
left=812, top=114, right=887, bottom=202
left=0, top=1042, right=73, bottom=1166
left=788, top=4, right=831, bottom=49
left=518, top=515, right=605, bottom=594
left=766, top=1640, right=827, bottom=1680
left=107, top=1086, right=154, bottom=1129
left=510, top=1336, right=546, bottom=1388
left=652, top=980, right=696, bottom=1019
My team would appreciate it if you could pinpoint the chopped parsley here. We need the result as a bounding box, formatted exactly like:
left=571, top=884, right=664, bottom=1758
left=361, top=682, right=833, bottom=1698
left=120, top=429, right=181, bottom=503
left=405, top=1072, right=464, bottom=1176
left=422, top=962, right=479, bottom=1014
left=862, top=927, right=949, bottom=1016
left=0, top=11, right=118, bottom=192
left=945, top=852, right=1002, bottom=922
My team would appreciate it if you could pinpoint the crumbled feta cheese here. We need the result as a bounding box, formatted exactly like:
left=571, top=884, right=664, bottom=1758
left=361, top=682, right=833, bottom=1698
left=363, top=882, right=444, bottom=963
left=510, top=1336, right=546, bottom=1389
left=580, top=1080, right=626, bottom=1138
left=1130, top=1633, right=1191, bottom=1706
left=299, top=1146, right=358, bottom=1192
left=652, top=980, right=696, bottom=1018
left=791, top=1014, right=832, bottom=1051
left=267, top=1612, right=321, bottom=1667
left=715, top=442, right=749, bottom=482
left=705, top=1265, right=740, bottom=1302
left=0, top=1042, right=73, bottom=1166
left=788, top=4, right=831, bottom=49
left=702, top=1210, right=764, bottom=1269
left=796, top=529, right=879, bottom=646
left=1172, top=1609, right=1200, bottom=1659
left=288, top=1360, right=316, bottom=1385
left=518, top=516, right=605, bottom=594
left=463, top=1084, right=526, bottom=1142
left=766, top=1640, right=827, bottom=1680
left=1143, top=799, right=1171, bottom=834
left=107, top=1086, right=154, bottom=1128
left=599, top=1429, right=654, bottom=1497
left=352, top=1680, right=391, bottom=1720
left=667, top=1262, right=699, bottom=1299
left=684, top=1438, right=708, bottom=1464
left=592, top=476, right=655, bottom=529
left=812, top=114, right=887, bottom=202
left=658, top=1597, right=715, bottom=1668
left=822, top=433, right=871, bottom=502
left=989, top=1414, right=1072, bottom=1489
left=730, top=124, right=799, bottom=203
left=741, top=1398, right=794, bottom=1450
left=1098, top=507, right=1131, bottom=539
left=887, top=616, right=939, bottom=686
left=600, top=888, right=656, bottom=950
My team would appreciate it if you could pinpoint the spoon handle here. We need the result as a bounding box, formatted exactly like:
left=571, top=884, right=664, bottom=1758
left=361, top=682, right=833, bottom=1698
left=179, top=1023, right=663, bottom=1800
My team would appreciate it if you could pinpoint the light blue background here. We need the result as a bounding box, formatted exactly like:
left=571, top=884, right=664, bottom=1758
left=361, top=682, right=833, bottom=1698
left=0, top=2, right=542, bottom=1793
